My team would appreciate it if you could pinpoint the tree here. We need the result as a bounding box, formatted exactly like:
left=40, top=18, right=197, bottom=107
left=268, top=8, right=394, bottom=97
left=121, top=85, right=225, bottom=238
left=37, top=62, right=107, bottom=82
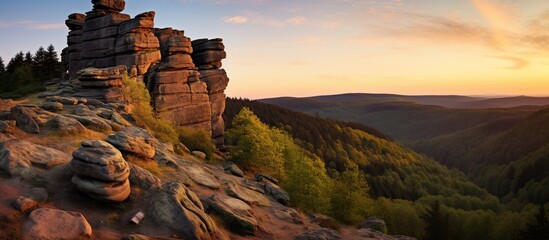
left=284, top=153, right=332, bottom=214
left=422, top=200, right=450, bottom=240
left=44, top=44, right=62, bottom=80
left=226, top=107, right=286, bottom=180
left=330, top=163, right=373, bottom=224
left=520, top=205, right=549, bottom=240
left=0, top=56, right=5, bottom=74
left=24, top=51, right=33, bottom=66
left=6, top=51, right=24, bottom=73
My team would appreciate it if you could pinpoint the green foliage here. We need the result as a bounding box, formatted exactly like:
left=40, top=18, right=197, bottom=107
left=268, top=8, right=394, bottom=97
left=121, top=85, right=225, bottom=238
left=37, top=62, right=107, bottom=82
left=520, top=205, right=549, bottom=240
left=0, top=66, right=44, bottom=99
left=121, top=76, right=178, bottom=143
left=330, top=163, right=373, bottom=225
left=227, top=107, right=334, bottom=215
left=177, top=127, right=215, bottom=160
left=373, top=198, right=425, bottom=238
left=0, top=56, right=5, bottom=73
left=226, top=107, right=285, bottom=179
left=422, top=201, right=450, bottom=240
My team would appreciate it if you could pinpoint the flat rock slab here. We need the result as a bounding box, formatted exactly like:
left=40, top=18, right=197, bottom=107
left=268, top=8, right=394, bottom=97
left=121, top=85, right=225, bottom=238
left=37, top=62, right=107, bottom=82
left=226, top=182, right=271, bottom=207
left=182, top=164, right=220, bottom=189
left=208, top=194, right=258, bottom=235
left=22, top=208, right=93, bottom=240
left=0, top=139, right=71, bottom=176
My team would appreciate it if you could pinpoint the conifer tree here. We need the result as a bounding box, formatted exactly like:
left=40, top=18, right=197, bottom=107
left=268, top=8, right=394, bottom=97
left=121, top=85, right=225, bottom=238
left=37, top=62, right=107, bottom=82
left=0, top=56, right=5, bottom=73
left=520, top=205, right=549, bottom=240
left=6, top=51, right=25, bottom=73
left=422, top=200, right=450, bottom=240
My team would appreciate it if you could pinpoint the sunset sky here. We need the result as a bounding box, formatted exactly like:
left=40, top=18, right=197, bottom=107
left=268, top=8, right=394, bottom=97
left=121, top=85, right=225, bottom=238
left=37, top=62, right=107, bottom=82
left=0, top=0, right=548, bottom=98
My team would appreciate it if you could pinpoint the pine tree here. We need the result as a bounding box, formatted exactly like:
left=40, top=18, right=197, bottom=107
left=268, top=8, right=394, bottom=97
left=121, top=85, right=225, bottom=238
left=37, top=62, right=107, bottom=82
left=422, top=200, right=450, bottom=240
left=44, top=44, right=61, bottom=80
left=6, top=51, right=25, bottom=73
left=32, top=46, right=47, bottom=81
left=520, top=205, right=549, bottom=240
left=24, top=51, right=33, bottom=66
left=0, top=56, right=5, bottom=73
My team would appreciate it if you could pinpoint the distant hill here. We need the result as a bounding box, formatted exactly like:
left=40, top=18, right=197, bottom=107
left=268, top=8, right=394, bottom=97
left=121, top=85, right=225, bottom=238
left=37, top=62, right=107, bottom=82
left=263, top=93, right=549, bottom=109
left=261, top=93, right=549, bottom=204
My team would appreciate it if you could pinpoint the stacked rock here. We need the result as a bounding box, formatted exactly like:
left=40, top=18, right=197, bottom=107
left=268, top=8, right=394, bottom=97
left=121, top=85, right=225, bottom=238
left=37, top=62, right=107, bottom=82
left=74, top=65, right=127, bottom=102
left=150, top=28, right=212, bottom=130
left=191, top=39, right=230, bottom=145
left=71, top=140, right=131, bottom=202
left=63, top=13, right=86, bottom=79
left=115, top=11, right=161, bottom=81
left=80, top=0, right=130, bottom=72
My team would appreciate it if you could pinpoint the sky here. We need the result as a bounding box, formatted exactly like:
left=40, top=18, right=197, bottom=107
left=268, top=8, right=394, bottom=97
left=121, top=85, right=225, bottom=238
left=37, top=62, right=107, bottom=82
left=0, top=0, right=548, bottom=99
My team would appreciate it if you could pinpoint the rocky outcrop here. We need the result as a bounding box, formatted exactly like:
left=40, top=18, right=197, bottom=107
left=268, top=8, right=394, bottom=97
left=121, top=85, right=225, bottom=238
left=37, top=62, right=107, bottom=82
left=294, top=228, right=343, bottom=240
left=23, top=208, right=93, bottom=240
left=63, top=0, right=229, bottom=143
left=107, top=126, right=155, bottom=159
left=148, top=182, right=228, bottom=240
left=207, top=194, right=258, bottom=235
left=265, top=182, right=290, bottom=206
left=74, top=65, right=127, bottom=102
left=191, top=39, right=229, bottom=146
left=70, top=140, right=131, bottom=202
left=149, top=28, right=211, bottom=130
left=0, top=139, right=72, bottom=177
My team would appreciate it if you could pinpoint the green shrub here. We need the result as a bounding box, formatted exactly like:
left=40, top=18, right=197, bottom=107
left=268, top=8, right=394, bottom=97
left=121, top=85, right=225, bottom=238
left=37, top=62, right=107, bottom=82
left=177, top=126, right=215, bottom=160
left=122, top=75, right=178, bottom=144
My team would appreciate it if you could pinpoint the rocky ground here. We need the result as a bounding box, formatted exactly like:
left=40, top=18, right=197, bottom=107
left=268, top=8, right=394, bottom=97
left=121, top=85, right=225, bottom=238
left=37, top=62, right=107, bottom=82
left=0, top=85, right=407, bottom=240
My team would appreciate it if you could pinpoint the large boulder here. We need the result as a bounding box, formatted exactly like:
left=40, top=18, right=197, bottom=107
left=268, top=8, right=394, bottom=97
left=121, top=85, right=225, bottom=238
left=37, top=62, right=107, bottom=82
left=128, top=162, right=161, bottom=189
left=70, top=140, right=130, bottom=202
left=265, top=182, right=290, bottom=206
left=22, top=208, right=93, bottom=240
left=50, top=115, right=88, bottom=135
left=0, top=139, right=71, bottom=176
left=294, top=228, right=343, bottom=240
left=207, top=194, right=258, bottom=235
left=148, top=182, right=228, bottom=240
left=107, top=126, right=155, bottom=158
left=10, top=105, right=41, bottom=134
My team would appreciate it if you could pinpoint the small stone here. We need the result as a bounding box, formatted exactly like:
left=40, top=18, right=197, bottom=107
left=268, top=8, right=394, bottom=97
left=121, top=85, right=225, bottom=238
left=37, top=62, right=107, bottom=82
left=130, top=211, right=145, bottom=225
left=224, top=163, right=244, bottom=177
left=12, top=196, right=38, bottom=213
left=40, top=101, right=64, bottom=112
left=192, top=151, right=206, bottom=160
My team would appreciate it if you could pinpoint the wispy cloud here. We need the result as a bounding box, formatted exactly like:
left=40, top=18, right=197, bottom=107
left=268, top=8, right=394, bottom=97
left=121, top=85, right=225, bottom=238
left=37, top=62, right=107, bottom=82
left=224, top=16, right=249, bottom=24
left=490, top=56, right=530, bottom=69
left=298, top=37, right=321, bottom=43
left=0, top=21, right=65, bottom=30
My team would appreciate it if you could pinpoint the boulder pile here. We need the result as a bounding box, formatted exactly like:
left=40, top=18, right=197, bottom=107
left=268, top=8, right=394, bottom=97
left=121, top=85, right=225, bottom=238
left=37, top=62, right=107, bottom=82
left=74, top=65, right=127, bottom=102
left=70, top=140, right=131, bottom=202
left=191, top=39, right=230, bottom=145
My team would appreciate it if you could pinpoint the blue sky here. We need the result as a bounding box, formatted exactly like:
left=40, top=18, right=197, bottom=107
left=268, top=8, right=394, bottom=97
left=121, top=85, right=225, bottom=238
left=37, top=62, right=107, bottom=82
left=1, top=0, right=548, bottom=98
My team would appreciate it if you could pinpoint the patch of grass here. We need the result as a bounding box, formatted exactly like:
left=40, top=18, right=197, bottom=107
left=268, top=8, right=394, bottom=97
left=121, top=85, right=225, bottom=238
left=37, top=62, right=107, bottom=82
left=126, top=155, right=163, bottom=177
left=318, top=217, right=342, bottom=231
left=102, top=212, right=121, bottom=226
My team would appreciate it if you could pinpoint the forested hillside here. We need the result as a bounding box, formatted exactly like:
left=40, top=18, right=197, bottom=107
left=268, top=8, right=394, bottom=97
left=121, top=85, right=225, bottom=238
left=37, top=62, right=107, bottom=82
left=261, top=94, right=549, bottom=205
left=223, top=98, right=547, bottom=240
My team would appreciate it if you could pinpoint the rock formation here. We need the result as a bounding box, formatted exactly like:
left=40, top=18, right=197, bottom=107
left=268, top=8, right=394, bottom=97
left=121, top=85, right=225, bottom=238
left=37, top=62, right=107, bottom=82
left=70, top=140, right=131, bottom=202
left=191, top=39, right=230, bottom=145
left=63, top=0, right=229, bottom=145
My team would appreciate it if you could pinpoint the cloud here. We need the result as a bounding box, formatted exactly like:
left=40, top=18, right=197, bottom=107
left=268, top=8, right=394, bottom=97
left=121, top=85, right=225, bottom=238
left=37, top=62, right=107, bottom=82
left=490, top=56, right=530, bottom=69
left=224, top=16, right=249, bottom=24
left=286, top=17, right=306, bottom=25
left=0, top=21, right=65, bottom=30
